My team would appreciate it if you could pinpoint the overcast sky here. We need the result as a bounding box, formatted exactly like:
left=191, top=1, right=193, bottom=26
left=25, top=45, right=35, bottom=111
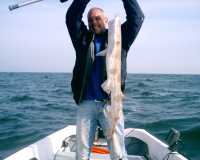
left=0, top=0, right=200, bottom=74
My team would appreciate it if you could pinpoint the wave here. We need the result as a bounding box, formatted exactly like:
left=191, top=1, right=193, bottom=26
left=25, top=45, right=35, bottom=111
left=10, top=95, right=34, bottom=102
left=136, top=82, right=149, bottom=88
left=0, top=113, right=27, bottom=124
left=139, top=117, right=200, bottom=135
left=144, top=78, right=154, bottom=82
left=146, top=117, right=200, bottom=126
left=141, top=91, right=155, bottom=96
left=178, top=125, right=200, bottom=159
left=0, top=130, right=40, bottom=150
left=179, top=95, right=200, bottom=103
left=0, top=116, right=18, bottom=124
left=51, top=88, right=70, bottom=95
left=181, top=125, right=200, bottom=140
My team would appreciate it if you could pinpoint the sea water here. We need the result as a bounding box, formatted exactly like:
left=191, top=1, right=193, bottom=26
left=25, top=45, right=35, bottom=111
left=0, top=73, right=199, bottom=159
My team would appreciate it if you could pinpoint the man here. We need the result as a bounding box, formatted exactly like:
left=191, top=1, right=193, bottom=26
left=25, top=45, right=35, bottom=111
left=65, top=0, right=144, bottom=159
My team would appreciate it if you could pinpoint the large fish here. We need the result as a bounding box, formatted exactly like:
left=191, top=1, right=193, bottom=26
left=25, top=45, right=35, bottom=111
left=97, top=16, right=124, bottom=139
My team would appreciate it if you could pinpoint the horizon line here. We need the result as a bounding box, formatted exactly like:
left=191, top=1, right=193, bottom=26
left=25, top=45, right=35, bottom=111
left=0, top=71, right=200, bottom=76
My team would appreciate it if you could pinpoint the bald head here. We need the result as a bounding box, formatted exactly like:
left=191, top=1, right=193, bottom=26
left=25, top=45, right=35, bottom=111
left=87, top=7, right=108, bottom=34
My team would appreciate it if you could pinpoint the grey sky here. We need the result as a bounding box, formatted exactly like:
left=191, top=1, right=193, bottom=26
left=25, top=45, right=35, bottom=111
left=0, top=0, right=200, bottom=74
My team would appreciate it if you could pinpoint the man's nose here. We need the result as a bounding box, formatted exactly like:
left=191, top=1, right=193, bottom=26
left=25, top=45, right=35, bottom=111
left=91, top=19, right=97, bottom=25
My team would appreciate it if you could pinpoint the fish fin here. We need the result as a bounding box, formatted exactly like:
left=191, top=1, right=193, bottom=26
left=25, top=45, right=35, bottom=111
left=101, top=80, right=112, bottom=94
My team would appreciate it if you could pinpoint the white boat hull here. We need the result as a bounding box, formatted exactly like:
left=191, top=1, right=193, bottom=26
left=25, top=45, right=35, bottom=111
left=5, top=125, right=188, bottom=160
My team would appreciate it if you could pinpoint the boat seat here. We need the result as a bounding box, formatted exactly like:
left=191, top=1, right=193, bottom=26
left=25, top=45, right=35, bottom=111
left=125, top=137, right=150, bottom=159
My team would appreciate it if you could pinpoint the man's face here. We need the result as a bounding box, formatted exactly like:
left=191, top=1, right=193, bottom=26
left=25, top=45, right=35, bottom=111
left=88, top=9, right=108, bottom=34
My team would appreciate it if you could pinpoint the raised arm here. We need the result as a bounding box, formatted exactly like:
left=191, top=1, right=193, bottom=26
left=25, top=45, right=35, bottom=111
left=66, top=0, right=90, bottom=50
left=121, top=0, right=144, bottom=51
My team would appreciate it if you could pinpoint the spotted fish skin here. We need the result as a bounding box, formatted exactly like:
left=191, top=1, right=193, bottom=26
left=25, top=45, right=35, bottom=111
left=101, top=16, right=124, bottom=139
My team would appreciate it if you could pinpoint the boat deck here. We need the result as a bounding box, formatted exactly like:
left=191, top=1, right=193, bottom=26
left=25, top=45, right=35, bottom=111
left=54, top=151, right=146, bottom=160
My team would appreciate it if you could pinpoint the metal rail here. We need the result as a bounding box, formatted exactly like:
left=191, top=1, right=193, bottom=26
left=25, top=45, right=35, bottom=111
left=8, top=0, right=69, bottom=11
left=9, top=0, right=44, bottom=11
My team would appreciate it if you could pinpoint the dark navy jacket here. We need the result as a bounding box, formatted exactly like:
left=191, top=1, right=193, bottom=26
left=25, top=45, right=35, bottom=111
left=66, top=0, right=144, bottom=104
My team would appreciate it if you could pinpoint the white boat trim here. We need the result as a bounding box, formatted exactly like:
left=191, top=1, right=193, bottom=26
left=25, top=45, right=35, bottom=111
left=5, top=125, right=76, bottom=160
left=5, top=125, right=188, bottom=160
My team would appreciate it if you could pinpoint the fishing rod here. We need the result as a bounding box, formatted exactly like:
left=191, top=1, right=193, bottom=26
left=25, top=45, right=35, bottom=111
left=8, top=0, right=69, bottom=11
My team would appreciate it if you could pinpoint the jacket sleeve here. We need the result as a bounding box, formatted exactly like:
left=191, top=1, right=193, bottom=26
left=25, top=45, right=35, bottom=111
left=121, top=0, right=145, bottom=51
left=66, top=0, right=90, bottom=51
